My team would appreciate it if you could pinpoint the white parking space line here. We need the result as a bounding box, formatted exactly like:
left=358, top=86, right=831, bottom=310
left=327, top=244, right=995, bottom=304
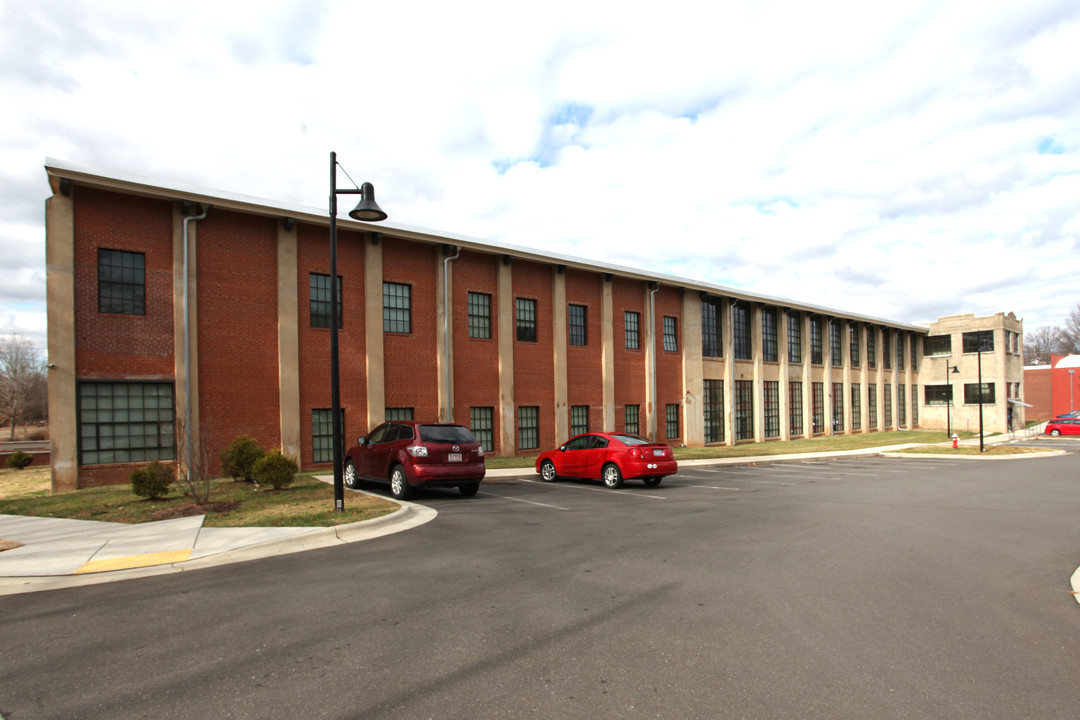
left=478, top=491, right=570, bottom=510
left=520, top=478, right=666, bottom=500
left=747, top=480, right=795, bottom=486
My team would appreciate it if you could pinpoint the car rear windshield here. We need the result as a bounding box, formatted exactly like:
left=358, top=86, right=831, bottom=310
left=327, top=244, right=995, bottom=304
left=419, top=425, right=478, bottom=444
left=610, top=433, right=653, bottom=446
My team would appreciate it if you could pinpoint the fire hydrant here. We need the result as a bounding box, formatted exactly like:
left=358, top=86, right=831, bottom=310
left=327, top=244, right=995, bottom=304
left=952, top=433, right=959, bottom=449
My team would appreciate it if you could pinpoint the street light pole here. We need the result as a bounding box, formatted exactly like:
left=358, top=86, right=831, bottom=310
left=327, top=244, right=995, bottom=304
left=945, top=361, right=960, bottom=439
left=976, top=342, right=990, bottom=453
left=329, top=151, right=387, bottom=511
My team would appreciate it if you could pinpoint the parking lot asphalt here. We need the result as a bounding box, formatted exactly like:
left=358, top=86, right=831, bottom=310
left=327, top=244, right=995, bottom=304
left=1, top=436, right=1074, bottom=598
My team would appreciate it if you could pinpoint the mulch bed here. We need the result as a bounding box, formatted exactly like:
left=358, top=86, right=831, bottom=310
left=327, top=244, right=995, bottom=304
left=0, top=539, right=24, bottom=552
left=149, top=500, right=242, bottom=521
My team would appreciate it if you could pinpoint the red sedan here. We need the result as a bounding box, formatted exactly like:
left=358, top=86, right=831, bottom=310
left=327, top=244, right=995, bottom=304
left=535, top=432, right=678, bottom=488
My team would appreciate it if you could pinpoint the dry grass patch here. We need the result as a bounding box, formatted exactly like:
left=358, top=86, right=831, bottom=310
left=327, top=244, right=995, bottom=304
left=893, top=445, right=1052, bottom=456
left=0, top=465, right=51, bottom=500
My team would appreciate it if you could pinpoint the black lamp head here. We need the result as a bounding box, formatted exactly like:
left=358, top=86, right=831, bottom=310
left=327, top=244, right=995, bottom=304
left=348, top=182, right=388, bottom=222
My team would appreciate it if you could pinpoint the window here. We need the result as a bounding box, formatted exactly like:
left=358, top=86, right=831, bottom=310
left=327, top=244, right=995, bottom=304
left=962, top=331, right=994, bottom=353
left=850, top=323, right=860, bottom=367
left=911, top=336, right=919, bottom=367
left=789, top=381, right=804, bottom=436
left=897, top=335, right=905, bottom=371
left=516, top=298, right=537, bottom=342
left=733, top=303, right=751, bottom=360
left=764, top=381, right=780, bottom=438
left=924, top=335, right=951, bottom=356
left=704, top=380, right=724, bottom=443
left=625, top=311, right=640, bottom=350
left=624, top=404, right=640, bottom=435
left=98, top=249, right=145, bottom=315
left=735, top=380, right=753, bottom=440
left=964, top=383, right=996, bottom=404
left=518, top=406, right=539, bottom=450
left=788, top=311, right=803, bottom=363
left=851, top=384, right=862, bottom=431
left=470, top=407, right=494, bottom=452
left=911, top=385, right=919, bottom=426
left=812, top=382, right=825, bottom=433
left=762, top=307, right=778, bottom=362
left=810, top=316, right=823, bottom=365
left=898, top=384, right=906, bottom=426
left=570, top=405, right=589, bottom=435
left=867, top=328, right=877, bottom=368
left=924, top=385, right=953, bottom=406
left=385, top=407, right=413, bottom=421
left=665, top=404, right=680, bottom=439
left=569, top=304, right=587, bottom=346
left=663, top=316, right=678, bottom=352
left=884, top=383, right=893, bottom=427
left=702, top=299, right=722, bottom=358
left=383, top=282, right=411, bottom=333
left=868, top=384, right=878, bottom=429
left=832, top=382, right=844, bottom=432
left=468, top=292, right=491, bottom=339
left=830, top=320, right=843, bottom=367
left=882, top=332, right=891, bottom=370
left=312, top=408, right=345, bottom=463
left=310, top=273, right=343, bottom=329
left=78, top=382, right=174, bottom=465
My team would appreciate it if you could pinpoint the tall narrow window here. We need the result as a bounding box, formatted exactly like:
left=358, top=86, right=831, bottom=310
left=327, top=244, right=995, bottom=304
left=624, top=404, right=640, bottom=435
left=663, top=316, right=678, bottom=352
left=735, top=380, right=753, bottom=440
left=789, top=381, right=804, bottom=435
left=98, top=249, right=146, bottom=315
left=516, top=298, right=537, bottom=342
left=78, top=381, right=174, bottom=465
left=882, top=332, right=892, bottom=370
left=468, top=292, right=491, bottom=339
left=569, top=304, right=587, bottom=346
left=665, top=404, right=680, bottom=439
left=911, top=335, right=919, bottom=367
left=812, top=382, right=825, bottom=433
left=898, top=384, right=906, bottom=426
left=832, top=382, right=844, bottom=432
left=851, top=384, right=862, bottom=431
left=518, top=406, right=539, bottom=450
left=884, top=383, right=893, bottom=427
left=702, top=298, right=722, bottom=358
left=810, top=316, right=823, bottom=364
left=764, top=381, right=780, bottom=438
left=570, top=405, right=589, bottom=435
left=470, top=407, right=494, bottom=452
left=625, top=311, right=640, bottom=350
left=383, top=282, right=411, bottom=333
left=911, top=385, right=919, bottom=426
left=704, top=380, right=724, bottom=443
left=733, top=303, right=751, bottom=360
left=830, top=320, right=842, bottom=367
left=867, top=328, right=877, bottom=368
left=788, top=312, right=802, bottom=363
left=312, top=408, right=345, bottom=464
left=868, top=384, right=878, bottom=429
left=310, top=273, right=342, bottom=329
left=849, top=322, right=860, bottom=368
left=897, top=334, right=905, bottom=371
left=762, top=307, right=778, bottom=362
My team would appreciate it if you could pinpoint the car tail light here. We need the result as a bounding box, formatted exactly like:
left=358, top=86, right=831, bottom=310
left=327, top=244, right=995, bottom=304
left=407, top=446, right=428, bottom=457
left=629, top=448, right=643, bottom=459
left=477, top=446, right=484, bottom=457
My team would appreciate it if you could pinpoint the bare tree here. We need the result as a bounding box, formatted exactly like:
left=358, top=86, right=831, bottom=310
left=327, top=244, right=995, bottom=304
left=0, top=334, right=46, bottom=439
left=1059, top=303, right=1080, bottom=354
left=174, top=415, right=214, bottom=505
left=1023, top=325, right=1065, bottom=364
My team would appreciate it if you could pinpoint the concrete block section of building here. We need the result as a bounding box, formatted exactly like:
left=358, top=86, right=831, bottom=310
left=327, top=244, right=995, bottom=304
left=43, top=158, right=1025, bottom=491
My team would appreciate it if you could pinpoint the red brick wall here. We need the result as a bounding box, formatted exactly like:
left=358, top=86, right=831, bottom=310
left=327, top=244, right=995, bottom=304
left=655, top=287, right=684, bottom=444
left=195, top=210, right=281, bottom=470
left=1024, top=365, right=1053, bottom=421
left=512, top=261, right=556, bottom=453
left=451, top=252, right=501, bottom=450
left=565, top=270, right=604, bottom=433
left=383, top=237, right=440, bottom=421
left=297, top=224, right=369, bottom=468
left=613, top=278, right=647, bottom=432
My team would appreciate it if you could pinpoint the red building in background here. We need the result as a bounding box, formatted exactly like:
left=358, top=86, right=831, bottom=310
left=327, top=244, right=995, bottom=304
left=1024, top=354, right=1080, bottom=422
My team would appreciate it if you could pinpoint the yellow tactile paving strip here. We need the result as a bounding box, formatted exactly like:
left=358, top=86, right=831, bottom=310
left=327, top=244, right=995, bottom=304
left=76, top=549, right=192, bottom=574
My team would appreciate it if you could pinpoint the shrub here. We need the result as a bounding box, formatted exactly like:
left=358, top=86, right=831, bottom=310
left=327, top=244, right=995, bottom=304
left=6, top=451, right=34, bottom=470
left=220, top=435, right=265, bottom=483
left=131, top=461, right=174, bottom=500
left=252, top=449, right=299, bottom=490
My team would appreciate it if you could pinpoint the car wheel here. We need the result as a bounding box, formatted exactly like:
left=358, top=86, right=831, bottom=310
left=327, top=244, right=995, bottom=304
left=1050, top=429, right=1061, bottom=436
left=344, top=459, right=359, bottom=489
left=390, top=465, right=412, bottom=500
left=602, top=463, right=624, bottom=489
left=540, top=460, right=558, bottom=482
left=459, top=482, right=480, bottom=497
left=643, top=476, right=662, bottom=487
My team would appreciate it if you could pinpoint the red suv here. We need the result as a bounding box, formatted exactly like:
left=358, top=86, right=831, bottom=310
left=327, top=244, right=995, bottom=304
left=343, top=422, right=485, bottom=499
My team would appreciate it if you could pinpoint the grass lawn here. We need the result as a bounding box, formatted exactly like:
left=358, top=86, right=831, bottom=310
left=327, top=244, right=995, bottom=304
left=0, top=469, right=398, bottom=528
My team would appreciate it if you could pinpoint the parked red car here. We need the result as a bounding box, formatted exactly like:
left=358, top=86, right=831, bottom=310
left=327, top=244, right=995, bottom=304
left=1045, top=418, right=1080, bottom=436
left=536, top=432, right=678, bottom=488
left=344, top=421, right=485, bottom=499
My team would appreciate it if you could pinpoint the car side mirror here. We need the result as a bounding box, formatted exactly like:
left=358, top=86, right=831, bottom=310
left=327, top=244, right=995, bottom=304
left=558, top=445, right=566, bottom=452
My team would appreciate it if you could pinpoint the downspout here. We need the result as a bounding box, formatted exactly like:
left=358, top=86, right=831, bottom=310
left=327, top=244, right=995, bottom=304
left=182, top=204, right=209, bottom=483
left=443, top=245, right=461, bottom=422
left=649, top=283, right=659, bottom=441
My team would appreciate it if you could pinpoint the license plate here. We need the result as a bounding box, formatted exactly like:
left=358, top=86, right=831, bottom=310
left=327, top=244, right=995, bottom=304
left=448, top=453, right=462, bottom=462
left=653, top=449, right=665, bottom=457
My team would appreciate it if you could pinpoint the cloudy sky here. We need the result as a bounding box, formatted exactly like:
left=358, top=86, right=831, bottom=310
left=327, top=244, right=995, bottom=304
left=2, top=0, right=1078, bottom=354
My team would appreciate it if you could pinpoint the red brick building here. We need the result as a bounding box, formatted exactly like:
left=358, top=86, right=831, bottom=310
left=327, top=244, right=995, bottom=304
left=1024, top=354, right=1080, bottom=422
left=44, top=159, right=1018, bottom=492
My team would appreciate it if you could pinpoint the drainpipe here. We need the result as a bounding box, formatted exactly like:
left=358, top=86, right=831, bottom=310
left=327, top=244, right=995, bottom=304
left=182, top=204, right=209, bottom=483
left=649, top=283, right=659, bottom=441
left=443, top=245, right=461, bottom=422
